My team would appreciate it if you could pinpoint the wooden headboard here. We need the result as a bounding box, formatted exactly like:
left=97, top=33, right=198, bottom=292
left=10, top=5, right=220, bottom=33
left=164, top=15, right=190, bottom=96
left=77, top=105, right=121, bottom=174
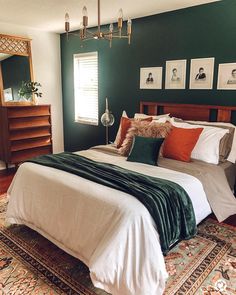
left=140, top=101, right=236, bottom=123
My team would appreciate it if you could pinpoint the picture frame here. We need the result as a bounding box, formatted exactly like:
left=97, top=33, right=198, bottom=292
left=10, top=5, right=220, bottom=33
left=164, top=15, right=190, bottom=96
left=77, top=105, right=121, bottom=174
left=3, top=88, right=13, bottom=102
left=189, top=57, right=215, bottom=90
left=217, top=63, right=236, bottom=90
left=140, top=67, right=163, bottom=89
left=165, top=59, right=187, bottom=89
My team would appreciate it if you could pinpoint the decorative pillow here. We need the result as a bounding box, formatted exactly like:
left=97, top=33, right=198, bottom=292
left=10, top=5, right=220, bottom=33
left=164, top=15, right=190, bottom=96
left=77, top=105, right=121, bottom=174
left=114, top=110, right=128, bottom=146
left=170, top=118, right=229, bottom=164
left=127, top=136, right=164, bottom=166
left=163, top=127, right=203, bottom=162
left=119, top=121, right=172, bottom=156
left=184, top=120, right=235, bottom=164
left=185, top=122, right=235, bottom=163
left=116, top=116, right=153, bottom=148
left=134, top=113, right=171, bottom=122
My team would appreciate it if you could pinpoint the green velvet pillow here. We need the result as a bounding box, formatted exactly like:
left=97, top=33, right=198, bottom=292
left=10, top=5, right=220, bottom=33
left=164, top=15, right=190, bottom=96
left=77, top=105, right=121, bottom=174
left=127, top=136, right=165, bottom=166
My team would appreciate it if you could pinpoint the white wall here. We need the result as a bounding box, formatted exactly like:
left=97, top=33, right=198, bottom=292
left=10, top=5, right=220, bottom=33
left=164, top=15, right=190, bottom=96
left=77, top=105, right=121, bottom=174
left=0, top=22, right=64, bottom=169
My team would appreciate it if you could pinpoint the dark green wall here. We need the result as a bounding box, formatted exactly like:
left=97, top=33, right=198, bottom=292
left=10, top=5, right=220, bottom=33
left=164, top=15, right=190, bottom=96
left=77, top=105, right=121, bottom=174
left=1, top=55, right=31, bottom=101
left=60, top=0, right=236, bottom=152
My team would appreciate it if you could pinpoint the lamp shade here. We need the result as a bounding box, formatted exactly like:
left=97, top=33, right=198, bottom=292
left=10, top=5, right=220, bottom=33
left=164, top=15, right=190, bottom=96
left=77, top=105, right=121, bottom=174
left=101, top=111, right=115, bottom=127
left=101, top=97, right=115, bottom=145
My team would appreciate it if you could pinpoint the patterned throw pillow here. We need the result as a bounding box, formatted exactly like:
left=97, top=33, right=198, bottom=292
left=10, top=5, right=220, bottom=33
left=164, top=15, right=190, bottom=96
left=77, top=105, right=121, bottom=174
left=119, top=121, right=172, bottom=156
left=116, top=116, right=153, bottom=148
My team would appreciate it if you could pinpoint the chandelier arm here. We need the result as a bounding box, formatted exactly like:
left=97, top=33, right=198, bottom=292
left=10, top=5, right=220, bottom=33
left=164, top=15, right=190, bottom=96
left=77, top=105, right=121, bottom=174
left=85, top=35, right=111, bottom=43
left=82, top=37, right=99, bottom=42
left=82, top=35, right=129, bottom=41
left=68, top=31, right=96, bottom=40
left=85, top=29, right=97, bottom=36
left=82, top=36, right=129, bottom=42
left=102, top=30, right=120, bottom=36
left=111, top=35, right=129, bottom=39
left=103, top=36, right=129, bottom=43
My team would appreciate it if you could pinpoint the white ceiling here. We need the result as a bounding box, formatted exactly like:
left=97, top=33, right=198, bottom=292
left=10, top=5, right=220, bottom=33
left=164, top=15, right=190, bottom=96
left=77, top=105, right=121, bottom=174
left=0, top=0, right=220, bottom=33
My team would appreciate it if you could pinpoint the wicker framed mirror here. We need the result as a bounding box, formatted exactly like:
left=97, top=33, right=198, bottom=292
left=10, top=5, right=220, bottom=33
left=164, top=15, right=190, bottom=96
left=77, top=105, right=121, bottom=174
left=0, top=34, right=35, bottom=106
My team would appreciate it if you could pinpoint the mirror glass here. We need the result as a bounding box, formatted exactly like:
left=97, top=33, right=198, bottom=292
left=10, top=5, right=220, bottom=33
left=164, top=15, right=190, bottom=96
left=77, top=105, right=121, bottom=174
left=0, top=53, right=31, bottom=102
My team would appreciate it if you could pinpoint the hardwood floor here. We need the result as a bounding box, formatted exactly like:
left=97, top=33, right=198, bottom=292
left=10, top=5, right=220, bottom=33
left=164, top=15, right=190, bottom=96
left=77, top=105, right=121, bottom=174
left=0, top=168, right=15, bottom=194
left=0, top=168, right=235, bottom=226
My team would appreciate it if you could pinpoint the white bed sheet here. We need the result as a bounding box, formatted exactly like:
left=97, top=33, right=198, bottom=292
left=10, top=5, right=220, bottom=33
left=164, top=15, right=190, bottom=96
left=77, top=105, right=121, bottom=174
left=6, top=148, right=211, bottom=295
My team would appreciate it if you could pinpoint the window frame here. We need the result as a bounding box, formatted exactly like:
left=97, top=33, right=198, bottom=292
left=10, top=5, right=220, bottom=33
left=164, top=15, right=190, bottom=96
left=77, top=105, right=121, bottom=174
left=73, top=51, right=99, bottom=126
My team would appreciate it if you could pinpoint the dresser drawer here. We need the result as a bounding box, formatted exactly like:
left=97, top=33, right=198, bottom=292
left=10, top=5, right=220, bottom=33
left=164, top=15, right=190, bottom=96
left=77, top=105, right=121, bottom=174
left=11, top=136, right=52, bottom=152
left=7, top=105, right=50, bottom=118
left=11, top=146, right=52, bottom=164
left=9, top=116, right=51, bottom=130
left=10, top=126, right=51, bottom=141
left=0, top=105, right=52, bottom=166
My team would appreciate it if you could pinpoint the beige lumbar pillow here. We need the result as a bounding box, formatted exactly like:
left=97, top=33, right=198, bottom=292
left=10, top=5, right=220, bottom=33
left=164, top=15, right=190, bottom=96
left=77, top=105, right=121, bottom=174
left=134, top=113, right=170, bottom=122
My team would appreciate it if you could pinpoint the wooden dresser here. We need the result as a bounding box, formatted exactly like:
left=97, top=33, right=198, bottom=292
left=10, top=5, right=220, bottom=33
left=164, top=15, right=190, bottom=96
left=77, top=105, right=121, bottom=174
left=0, top=105, right=52, bottom=168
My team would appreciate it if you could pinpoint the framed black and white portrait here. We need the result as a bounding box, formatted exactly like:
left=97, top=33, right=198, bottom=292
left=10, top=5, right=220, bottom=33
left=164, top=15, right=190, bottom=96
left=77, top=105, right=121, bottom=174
left=189, top=57, right=215, bottom=89
left=140, top=67, right=163, bottom=89
left=217, top=63, right=236, bottom=90
left=3, top=88, right=13, bottom=102
left=165, top=60, right=186, bottom=89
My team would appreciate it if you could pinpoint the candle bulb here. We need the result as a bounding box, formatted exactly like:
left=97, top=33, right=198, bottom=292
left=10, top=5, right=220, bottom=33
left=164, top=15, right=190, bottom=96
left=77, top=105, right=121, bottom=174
left=118, top=8, right=123, bottom=31
left=118, top=8, right=123, bottom=19
left=65, top=13, right=70, bottom=32
left=65, top=13, right=69, bottom=22
left=106, top=97, right=108, bottom=111
left=127, top=18, right=132, bottom=35
left=109, top=23, right=113, bottom=33
left=82, top=6, right=88, bottom=27
left=82, top=6, right=88, bottom=17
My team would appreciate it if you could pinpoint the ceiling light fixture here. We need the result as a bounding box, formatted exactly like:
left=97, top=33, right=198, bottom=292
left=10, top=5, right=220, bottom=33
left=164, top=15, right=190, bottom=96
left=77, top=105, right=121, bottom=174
left=64, top=0, right=132, bottom=48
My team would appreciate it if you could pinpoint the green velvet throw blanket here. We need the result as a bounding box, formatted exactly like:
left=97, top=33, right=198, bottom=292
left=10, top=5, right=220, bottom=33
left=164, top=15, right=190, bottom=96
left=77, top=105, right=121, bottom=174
left=27, top=152, right=197, bottom=254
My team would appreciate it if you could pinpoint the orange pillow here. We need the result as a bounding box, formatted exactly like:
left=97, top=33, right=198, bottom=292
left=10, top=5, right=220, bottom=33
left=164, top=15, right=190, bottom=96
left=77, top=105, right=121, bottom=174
left=116, top=117, right=152, bottom=148
left=163, top=127, right=203, bottom=162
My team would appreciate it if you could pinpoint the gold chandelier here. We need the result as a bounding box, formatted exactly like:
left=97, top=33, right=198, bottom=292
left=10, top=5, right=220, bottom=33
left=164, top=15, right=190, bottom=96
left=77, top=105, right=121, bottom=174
left=64, top=0, right=132, bottom=47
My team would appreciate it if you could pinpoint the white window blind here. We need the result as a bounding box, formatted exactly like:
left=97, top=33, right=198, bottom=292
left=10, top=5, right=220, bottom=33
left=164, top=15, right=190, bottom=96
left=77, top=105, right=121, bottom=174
left=74, top=52, right=98, bottom=125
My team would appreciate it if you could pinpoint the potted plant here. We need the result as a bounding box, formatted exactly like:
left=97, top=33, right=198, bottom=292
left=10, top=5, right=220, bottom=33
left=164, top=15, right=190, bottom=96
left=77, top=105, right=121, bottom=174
left=18, top=81, right=42, bottom=103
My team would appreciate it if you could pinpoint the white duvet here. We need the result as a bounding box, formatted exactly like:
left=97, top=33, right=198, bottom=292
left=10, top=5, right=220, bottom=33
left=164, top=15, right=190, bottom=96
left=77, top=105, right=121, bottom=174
left=6, top=148, right=211, bottom=295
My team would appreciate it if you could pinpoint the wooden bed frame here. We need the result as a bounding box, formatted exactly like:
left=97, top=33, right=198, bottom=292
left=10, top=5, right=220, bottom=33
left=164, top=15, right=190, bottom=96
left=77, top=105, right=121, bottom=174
left=140, top=101, right=236, bottom=123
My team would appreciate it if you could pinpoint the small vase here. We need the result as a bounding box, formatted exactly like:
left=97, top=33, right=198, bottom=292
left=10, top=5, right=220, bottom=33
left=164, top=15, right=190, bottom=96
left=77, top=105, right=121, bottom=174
left=33, top=97, right=39, bottom=105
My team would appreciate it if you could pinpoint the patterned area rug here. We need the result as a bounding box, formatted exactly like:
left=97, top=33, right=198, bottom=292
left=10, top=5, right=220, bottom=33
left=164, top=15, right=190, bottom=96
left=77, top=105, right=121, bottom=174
left=0, top=194, right=235, bottom=294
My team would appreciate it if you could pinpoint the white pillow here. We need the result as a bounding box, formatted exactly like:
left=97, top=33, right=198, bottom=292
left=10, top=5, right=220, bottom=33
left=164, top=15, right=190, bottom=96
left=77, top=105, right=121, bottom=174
left=134, top=113, right=170, bottom=121
left=186, top=120, right=236, bottom=164
left=170, top=118, right=229, bottom=164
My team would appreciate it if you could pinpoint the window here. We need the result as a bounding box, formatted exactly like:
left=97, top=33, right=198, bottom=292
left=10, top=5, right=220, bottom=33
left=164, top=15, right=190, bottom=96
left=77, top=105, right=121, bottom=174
left=74, top=52, right=98, bottom=125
